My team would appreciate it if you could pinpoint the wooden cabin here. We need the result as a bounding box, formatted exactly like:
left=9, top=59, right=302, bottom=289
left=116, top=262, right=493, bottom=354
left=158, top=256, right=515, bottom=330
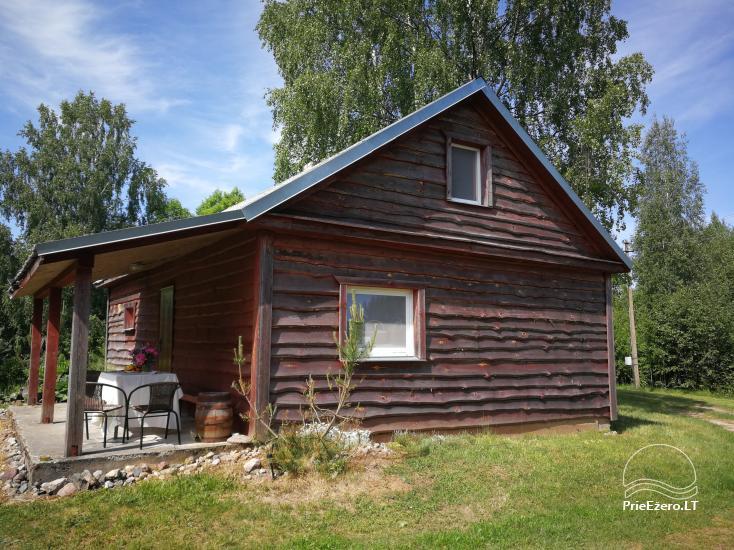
left=11, top=78, right=628, bottom=453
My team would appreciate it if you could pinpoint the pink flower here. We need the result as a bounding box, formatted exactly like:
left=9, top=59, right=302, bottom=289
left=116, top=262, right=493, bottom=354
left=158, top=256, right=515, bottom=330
left=134, top=353, right=147, bottom=366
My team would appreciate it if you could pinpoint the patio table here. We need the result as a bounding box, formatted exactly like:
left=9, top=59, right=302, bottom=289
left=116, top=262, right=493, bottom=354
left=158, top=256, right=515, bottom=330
left=96, top=371, right=183, bottom=434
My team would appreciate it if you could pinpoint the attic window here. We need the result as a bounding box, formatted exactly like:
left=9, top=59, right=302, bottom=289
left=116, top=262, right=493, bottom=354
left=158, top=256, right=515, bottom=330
left=446, top=136, right=492, bottom=207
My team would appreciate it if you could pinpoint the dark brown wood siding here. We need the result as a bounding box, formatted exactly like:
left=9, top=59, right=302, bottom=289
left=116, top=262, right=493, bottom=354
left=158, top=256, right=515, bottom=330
left=106, top=233, right=255, bottom=418
left=281, top=98, right=602, bottom=264
left=269, top=236, right=610, bottom=434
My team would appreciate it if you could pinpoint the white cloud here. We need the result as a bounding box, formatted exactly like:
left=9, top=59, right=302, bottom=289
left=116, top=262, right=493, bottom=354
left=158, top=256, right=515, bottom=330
left=0, top=0, right=181, bottom=113
left=617, top=0, right=734, bottom=125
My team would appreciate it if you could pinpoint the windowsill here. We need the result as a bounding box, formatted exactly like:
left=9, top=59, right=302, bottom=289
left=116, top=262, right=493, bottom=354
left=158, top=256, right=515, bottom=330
left=359, top=356, right=427, bottom=363
left=448, top=197, right=482, bottom=206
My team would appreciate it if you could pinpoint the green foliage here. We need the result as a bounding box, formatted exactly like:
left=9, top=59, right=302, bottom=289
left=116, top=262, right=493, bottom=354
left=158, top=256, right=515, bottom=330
left=269, top=427, right=347, bottom=477
left=0, top=223, right=30, bottom=396
left=195, top=188, right=244, bottom=216
left=631, top=118, right=734, bottom=393
left=0, top=91, right=171, bottom=244
left=151, top=198, right=192, bottom=222
left=389, top=431, right=433, bottom=458
left=0, top=91, right=185, bottom=395
left=258, top=0, right=653, bottom=231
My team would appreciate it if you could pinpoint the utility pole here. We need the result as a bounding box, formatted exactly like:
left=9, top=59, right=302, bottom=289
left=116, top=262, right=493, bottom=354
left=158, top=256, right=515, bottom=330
left=623, top=240, right=641, bottom=388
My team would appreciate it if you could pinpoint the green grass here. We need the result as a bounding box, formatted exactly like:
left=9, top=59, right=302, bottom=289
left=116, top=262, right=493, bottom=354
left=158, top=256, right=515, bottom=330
left=2, top=387, right=734, bottom=549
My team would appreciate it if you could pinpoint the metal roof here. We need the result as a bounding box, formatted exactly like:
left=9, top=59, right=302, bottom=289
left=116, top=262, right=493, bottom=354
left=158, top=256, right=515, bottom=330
left=234, top=77, right=630, bottom=269
left=10, top=77, right=631, bottom=295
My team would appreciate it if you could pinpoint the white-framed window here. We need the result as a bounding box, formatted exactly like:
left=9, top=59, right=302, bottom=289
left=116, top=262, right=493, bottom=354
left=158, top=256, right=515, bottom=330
left=346, top=286, right=415, bottom=359
left=449, top=143, right=481, bottom=205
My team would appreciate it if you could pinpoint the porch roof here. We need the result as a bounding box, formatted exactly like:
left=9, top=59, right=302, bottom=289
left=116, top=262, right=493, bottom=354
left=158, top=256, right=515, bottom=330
left=9, top=210, right=243, bottom=298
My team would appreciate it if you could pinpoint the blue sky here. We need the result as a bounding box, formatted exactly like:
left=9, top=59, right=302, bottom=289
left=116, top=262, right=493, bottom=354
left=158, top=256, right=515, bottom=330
left=1, top=0, right=732, bottom=242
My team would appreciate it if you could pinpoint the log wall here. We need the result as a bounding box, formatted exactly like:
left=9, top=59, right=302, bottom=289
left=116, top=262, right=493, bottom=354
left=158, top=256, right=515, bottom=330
left=106, top=233, right=256, bottom=419
left=282, top=97, right=603, bottom=263
left=269, top=235, right=611, bottom=434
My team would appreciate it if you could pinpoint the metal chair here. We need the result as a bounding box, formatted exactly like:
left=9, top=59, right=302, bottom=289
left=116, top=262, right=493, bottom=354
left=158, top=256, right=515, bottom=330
left=84, top=382, right=127, bottom=448
left=125, top=382, right=181, bottom=449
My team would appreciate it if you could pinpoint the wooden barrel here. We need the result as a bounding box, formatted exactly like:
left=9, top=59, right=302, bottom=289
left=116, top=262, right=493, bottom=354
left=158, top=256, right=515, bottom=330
left=195, top=392, right=233, bottom=442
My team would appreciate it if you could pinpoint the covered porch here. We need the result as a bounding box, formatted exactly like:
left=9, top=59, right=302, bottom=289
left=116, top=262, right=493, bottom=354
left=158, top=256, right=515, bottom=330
left=9, top=210, right=272, bottom=458
left=8, top=402, right=238, bottom=484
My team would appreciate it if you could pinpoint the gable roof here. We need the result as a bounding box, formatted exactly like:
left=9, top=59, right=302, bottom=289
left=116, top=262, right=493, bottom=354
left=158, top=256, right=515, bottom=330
left=10, top=77, right=630, bottom=296
left=231, top=77, right=630, bottom=269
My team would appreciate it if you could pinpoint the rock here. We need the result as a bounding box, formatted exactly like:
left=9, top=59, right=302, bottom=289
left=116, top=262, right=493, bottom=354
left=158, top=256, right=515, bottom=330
left=1, top=468, right=18, bottom=481
left=211, top=458, right=221, bottom=466
left=204, top=451, right=214, bottom=459
left=114, top=480, right=123, bottom=487
left=603, top=430, right=618, bottom=436
left=124, top=477, right=136, bottom=485
left=140, top=463, right=150, bottom=473
left=93, top=470, right=103, bottom=481
left=132, top=467, right=142, bottom=478
left=184, top=456, right=195, bottom=465
left=156, top=461, right=168, bottom=471
left=57, top=483, right=78, bottom=497
left=227, top=433, right=253, bottom=445
left=243, top=458, right=261, bottom=473
left=104, top=469, right=120, bottom=481
left=40, top=477, right=67, bottom=495
left=258, top=468, right=267, bottom=475
left=18, top=481, right=28, bottom=494
left=124, top=465, right=135, bottom=474
left=82, top=470, right=97, bottom=489
left=12, top=471, right=26, bottom=483
left=104, top=480, right=114, bottom=489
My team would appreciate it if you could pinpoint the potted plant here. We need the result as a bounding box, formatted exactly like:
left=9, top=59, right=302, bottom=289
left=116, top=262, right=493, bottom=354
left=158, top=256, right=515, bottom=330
left=130, top=344, right=159, bottom=372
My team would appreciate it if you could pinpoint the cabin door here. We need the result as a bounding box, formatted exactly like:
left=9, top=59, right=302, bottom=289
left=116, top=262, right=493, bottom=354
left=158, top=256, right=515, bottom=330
left=158, top=286, right=174, bottom=371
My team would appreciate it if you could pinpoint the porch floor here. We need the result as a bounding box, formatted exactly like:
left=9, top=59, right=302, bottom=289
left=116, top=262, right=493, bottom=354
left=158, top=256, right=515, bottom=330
left=10, top=403, right=237, bottom=483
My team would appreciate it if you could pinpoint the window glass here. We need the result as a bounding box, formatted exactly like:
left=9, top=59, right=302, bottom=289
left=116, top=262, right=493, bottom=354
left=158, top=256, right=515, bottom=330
left=451, top=145, right=479, bottom=203
left=347, top=287, right=413, bottom=357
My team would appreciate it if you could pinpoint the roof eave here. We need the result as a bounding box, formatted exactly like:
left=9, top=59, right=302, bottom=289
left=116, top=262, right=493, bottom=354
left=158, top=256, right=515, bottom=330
left=9, top=209, right=245, bottom=297
left=478, top=87, right=632, bottom=270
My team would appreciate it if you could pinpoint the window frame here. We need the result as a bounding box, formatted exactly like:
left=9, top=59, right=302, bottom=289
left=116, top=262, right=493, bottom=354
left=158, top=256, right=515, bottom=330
left=336, top=277, right=426, bottom=362
left=446, top=134, right=493, bottom=207
left=123, top=303, right=136, bottom=333
left=448, top=143, right=481, bottom=205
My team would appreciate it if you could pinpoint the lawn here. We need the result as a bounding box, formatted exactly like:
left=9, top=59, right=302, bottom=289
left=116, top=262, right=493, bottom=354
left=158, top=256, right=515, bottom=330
left=1, top=387, right=733, bottom=549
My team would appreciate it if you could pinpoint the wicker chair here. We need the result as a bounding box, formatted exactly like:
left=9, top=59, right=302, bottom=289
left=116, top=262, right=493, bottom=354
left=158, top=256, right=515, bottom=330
left=125, top=382, right=181, bottom=449
left=84, top=382, right=127, bottom=448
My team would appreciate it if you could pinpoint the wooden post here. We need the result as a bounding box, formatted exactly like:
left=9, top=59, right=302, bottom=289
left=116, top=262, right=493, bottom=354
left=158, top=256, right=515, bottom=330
left=41, top=288, right=62, bottom=423
left=65, top=257, right=93, bottom=457
left=605, top=275, right=618, bottom=421
left=249, top=234, right=273, bottom=441
left=27, top=297, right=43, bottom=405
left=623, top=241, right=641, bottom=388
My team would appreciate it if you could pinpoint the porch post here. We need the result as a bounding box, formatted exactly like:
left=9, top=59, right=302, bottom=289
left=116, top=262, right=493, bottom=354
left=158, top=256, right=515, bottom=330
left=249, top=233, right=273, bottom=441
left=41, top=287, right=62, bottom=423
left=65, top=257, right=93, bottom=457
left=27, top=296, right=43, bottom=405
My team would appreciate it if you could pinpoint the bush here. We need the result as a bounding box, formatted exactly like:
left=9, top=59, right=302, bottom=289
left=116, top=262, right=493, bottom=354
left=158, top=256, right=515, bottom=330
left=270, top=426, right=347, bottom=477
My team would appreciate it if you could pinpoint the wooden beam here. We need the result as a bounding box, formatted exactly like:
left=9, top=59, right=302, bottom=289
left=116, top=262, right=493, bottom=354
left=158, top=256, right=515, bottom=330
left=27, top=297, right=44, bottom=405
left=605, top=274, right=618, bottom=421
left=249, top=233, right=273, bottom=441
left=41, top=287, right=62, bottom=423
left=65, top=257, right=94, bottom=457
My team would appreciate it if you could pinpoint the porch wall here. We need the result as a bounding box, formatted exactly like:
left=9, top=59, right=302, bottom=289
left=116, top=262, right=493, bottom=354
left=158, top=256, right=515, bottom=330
left=105, top=232, right=256, bottom=419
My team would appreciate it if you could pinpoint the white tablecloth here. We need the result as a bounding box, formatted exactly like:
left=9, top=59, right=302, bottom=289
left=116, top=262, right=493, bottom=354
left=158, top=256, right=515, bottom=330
left=97, top=371, right=183, bottom=433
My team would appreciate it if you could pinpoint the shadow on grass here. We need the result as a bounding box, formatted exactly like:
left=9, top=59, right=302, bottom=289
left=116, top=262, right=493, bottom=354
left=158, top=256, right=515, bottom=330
left=613, top=388, right=710, bottom=433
